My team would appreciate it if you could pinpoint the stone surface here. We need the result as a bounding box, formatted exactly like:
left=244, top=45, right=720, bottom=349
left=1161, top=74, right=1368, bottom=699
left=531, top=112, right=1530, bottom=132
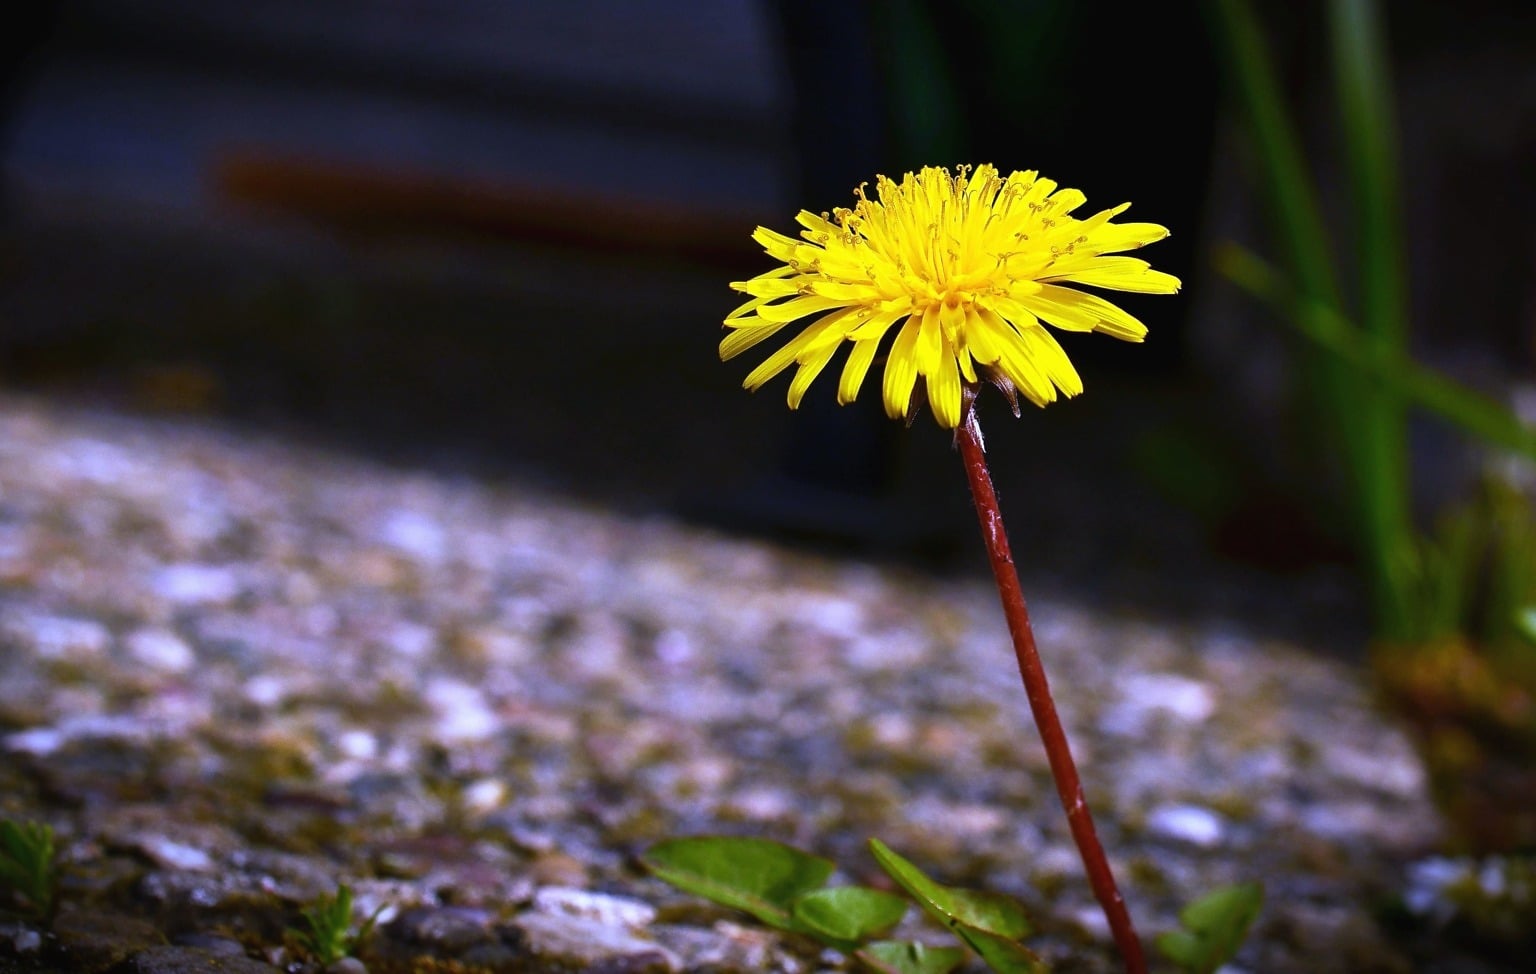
left=0, top=393, right=1518, bottom=972
left=116, top=945, right=279, bottom=973
left=47, top=911, right=166, bottom=973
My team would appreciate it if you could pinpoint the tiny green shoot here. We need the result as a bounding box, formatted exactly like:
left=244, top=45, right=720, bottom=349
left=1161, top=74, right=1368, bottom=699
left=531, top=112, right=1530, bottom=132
left=0, top=817, right=58, bottom=921
left=293, top=883, right=383, bottom=966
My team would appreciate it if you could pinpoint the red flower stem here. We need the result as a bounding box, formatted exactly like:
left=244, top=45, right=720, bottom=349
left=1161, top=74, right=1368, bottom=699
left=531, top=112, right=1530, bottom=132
left=955, top=392, right=1147, bottom=974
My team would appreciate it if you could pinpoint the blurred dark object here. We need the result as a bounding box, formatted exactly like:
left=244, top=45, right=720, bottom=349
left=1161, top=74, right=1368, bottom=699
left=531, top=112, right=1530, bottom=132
left=691, top=0, right=915, bottom=553
left=0, top=2, right=61, bottom=215
left=215, top=150, right=758, bottom=266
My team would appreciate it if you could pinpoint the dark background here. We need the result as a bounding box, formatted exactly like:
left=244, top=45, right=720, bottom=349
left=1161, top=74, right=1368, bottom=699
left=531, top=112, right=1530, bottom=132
left=2, top=0, right=1533, bottom=650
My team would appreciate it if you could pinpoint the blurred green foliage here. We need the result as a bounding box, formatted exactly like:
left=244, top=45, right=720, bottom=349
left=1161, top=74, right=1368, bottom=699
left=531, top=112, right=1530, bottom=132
left=1213, top=0, right=1536, bottom=651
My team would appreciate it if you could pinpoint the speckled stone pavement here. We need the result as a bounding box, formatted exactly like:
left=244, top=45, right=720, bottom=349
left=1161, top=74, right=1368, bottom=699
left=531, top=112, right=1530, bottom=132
left=0, top=393, right=1516, bottom=973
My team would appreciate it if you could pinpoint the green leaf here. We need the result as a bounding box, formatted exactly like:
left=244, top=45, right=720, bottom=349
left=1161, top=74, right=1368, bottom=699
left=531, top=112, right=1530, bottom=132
left=857, top=940, right=969, bottom=974
left=869, top=839, right=1046, bottom=974
left=641, top=837, right=835, bottom=932
left=868, top=839, right=1030, bottom=939
left=792, top=886, right=908, bottom=947
left=1155, top=883, right=1264, bottom=974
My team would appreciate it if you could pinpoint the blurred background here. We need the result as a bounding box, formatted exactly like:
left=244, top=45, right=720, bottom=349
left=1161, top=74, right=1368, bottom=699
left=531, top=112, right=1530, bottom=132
left=1, top=0, right=1533, bottom=650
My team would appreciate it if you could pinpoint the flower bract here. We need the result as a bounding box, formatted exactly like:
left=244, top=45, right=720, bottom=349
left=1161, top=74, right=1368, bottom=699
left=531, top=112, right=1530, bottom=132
left=721, top=164, right=1180, bottom=428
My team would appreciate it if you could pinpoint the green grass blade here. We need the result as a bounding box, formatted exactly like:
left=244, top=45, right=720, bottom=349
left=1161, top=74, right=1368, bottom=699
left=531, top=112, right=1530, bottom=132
left=1330, top=0, right=1407, bottom=348
left=1328, top=0, right=1416, bottom=637
left=1211, top=0, right=1340, bottom=305
left=1212, top=0, right=1416, bottom=636
left=1218, top=246, right=1536, bottom=463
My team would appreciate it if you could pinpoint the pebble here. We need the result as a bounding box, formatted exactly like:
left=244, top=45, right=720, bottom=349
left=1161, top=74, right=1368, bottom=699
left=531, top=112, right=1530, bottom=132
left=392, top=906, right=496, bottom=954
left=0, top=923, right=42, bottom=954
left=423, top=677, right=499, bottom=742
left=124, top=629, right=196, bottom=673
left=532, top=887, right=657, bottom=929
left=135, top=837, right=215, bottom=872
left=1104, top=671, right=1217, bottom=733
left=151, top=564, right=241, bottom=605
left=1145, top=804, right=1228, bottom=848
left=12, top=614, right=112, bottom=660
left=515, top=912, right=680, bottom=972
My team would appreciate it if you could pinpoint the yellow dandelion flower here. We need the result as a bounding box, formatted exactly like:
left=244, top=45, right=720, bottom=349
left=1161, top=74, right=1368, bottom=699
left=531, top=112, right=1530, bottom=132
left=721, top=164, right=1180, bottom=428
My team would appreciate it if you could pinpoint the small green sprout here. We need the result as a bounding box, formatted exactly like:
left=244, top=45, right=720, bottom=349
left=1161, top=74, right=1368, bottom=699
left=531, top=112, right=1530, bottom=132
left=1156, top=882, right=1264, bottom=974
left=0, top=817, right=58, bottom=920
left=293, top=883, right=384, bottom=966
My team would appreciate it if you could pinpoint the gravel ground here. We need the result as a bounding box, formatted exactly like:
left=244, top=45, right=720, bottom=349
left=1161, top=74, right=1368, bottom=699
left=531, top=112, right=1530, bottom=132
left=0, top=392, right=1520, bottom=973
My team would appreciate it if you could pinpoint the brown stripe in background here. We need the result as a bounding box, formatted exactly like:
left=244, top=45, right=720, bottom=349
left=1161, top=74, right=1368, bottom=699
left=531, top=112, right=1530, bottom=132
left=213, top=149, right=766, bottom=267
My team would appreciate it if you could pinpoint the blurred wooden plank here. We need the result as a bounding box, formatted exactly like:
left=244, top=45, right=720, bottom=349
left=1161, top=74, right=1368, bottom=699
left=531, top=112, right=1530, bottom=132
left=213, top=149, right=767, bottom=267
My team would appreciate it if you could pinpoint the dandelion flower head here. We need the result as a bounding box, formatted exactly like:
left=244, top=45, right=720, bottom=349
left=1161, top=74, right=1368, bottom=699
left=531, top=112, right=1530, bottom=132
left=721, top=164, right=1180, bottom=428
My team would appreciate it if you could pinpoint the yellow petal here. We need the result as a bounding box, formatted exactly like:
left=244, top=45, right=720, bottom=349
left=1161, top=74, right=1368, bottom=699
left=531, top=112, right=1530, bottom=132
left=729, top=277, right=801, bottom=299
left=882, top=316, right=922, bottom=420
left=1021, top=326, right=1083, bottom=397
left=742, top=315, right=844, bottom=391
left=720, top=321, right=790, bottom=360
left=1019, top=284, right=1130, bottom=333
left=914, top=305, right=943, bottom=375
left=1084, top=220, right=1168, bottom=254
left=756, top=294, right=850, bottom=323
left=999, top=343, right=1057, bottom=407
left=1032, top=286, right=1148, bottom=342
left=787, top=341, right=840, bottom=409
left=802, top=279, right=877, bottom=301
left=746, top=224, right=811, bottom=261
left=1044, top=256, right=1181, bottom=294
left=1044, top=187, right=1086, bottom=215
left=795, top=210, right=840, bottom=238
left=926, top=347, right=962, bottom=428
left=1072, top=203, right=1131, bottom=235
left=988, top=297, right=1047, bottom=332
left=956, top=341, right=977, bottom=383
left=847, top=307, right=906, bottom=341
left=965, top=307, right=1006, bottom=364
left=837, top=339, right=880, bottom=405
left=988, top=319, right=1056, bottom=406
left=800, top=315, right=855, bottom=358
left=939, top=300, right=965, bottom=345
